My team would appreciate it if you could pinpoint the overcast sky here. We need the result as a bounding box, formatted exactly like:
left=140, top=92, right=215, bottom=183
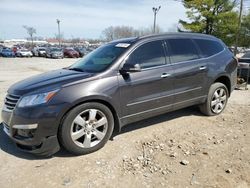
left=0, top=0, right=186, bottom=40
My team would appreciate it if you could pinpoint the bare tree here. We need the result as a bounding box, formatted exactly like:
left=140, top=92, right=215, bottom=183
left=71, top=38, right=80, bottom=46
left=23, top=25, right=36, bottom=47
left=102, top=26, right=115, bottom=41
left=102, top=25, right=164, bottom=41
left=55, top=33, right=64, bottom=43
left=134, top=25, right=163, bottom=36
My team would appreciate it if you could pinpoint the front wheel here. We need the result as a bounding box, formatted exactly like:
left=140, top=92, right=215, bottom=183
left=59, top=103, right=114, bottom=155
left=199, top=82, right=229, bottom=116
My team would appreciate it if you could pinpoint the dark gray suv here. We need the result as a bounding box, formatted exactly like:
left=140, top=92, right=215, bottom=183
left=1, top=33, right=237, bottom=156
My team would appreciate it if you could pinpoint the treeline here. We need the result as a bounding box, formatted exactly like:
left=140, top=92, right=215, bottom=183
left=102, top=25, right=163, bottom=41
left=102, top=0, right=250, bottom=47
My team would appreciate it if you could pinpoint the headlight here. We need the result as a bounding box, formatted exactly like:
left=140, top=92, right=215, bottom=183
left=18, top=90, right=59, bottom=107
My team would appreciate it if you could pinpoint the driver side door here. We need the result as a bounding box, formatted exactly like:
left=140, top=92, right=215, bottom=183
left=118, top=40, right=175, bottom=124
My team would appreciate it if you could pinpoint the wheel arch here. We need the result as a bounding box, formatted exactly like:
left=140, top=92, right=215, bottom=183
left=58, top=98, right=121, bottom=137
left=213, top=75, right=231, bottom=96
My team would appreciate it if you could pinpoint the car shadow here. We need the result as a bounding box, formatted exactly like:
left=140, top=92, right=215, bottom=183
left=115, top=106, right=203, bottom=136
left=0, top=106, right=203, bottom=160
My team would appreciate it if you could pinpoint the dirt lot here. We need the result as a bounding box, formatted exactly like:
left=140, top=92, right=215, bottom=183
left=0, top=57, right=249, bottom=188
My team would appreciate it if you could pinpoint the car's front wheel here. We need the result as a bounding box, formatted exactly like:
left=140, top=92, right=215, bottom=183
left=59, top=103, right=114, bottom=155
left=199, top=82, right=229, bottom=116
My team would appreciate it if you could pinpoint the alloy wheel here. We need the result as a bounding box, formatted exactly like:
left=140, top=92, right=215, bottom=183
left=70, top=109, right=108, bottom=148
left=211, top=88, right=227, bottom=114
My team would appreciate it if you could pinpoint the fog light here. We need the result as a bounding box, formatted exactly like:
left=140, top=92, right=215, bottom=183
left=13, top=124, right=38, bottom=129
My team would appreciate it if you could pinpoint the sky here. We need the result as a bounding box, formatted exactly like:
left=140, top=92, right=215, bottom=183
left=0, top=0, right=187, bottom=40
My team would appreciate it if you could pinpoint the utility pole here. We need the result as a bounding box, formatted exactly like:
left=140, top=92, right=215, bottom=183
left=56, top=19, right=61, bottom=47
left=152, top=6, right=161, bottom=34
left=234, top=0, right=243, bottom=56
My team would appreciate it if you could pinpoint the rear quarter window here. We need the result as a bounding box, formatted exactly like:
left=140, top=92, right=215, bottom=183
left=194, top=39, right=224, bottom=58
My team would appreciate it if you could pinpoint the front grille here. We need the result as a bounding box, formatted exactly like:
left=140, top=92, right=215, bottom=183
left=4, top=94, right=21, bottom=111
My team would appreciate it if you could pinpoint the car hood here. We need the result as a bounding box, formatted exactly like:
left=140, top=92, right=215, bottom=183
left=8, top=69, right=94, bottom=96
left=3, top=51, right=13, bottom=54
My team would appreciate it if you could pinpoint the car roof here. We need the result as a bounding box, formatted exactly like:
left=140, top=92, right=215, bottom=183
left=139, top=32, right=217, bottom=40
left=109, top=32, right=219, bottom=45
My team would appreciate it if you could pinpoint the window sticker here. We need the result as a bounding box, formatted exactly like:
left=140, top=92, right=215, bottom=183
left=115, top=43, right=130, bottom=48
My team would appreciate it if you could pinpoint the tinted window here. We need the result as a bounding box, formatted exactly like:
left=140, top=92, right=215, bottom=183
left=195, top=39, right=224, bottom=57
left=126, top=40, right=166, bottom=69
left=167, top=39, right=199, bottom=63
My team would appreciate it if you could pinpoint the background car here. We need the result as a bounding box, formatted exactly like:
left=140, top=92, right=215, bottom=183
left=32, top=47, right=47, bottom=57
left=74, top=47, right=86, bottom=57
left=0, top=48, right=15, bottom=57
left=16, top=49, right=33, bottom=57
left=46, top=47, right=63, bottom=59
left=238, top=52, right=250, bottom=80
left=64, top=48, right=79, bottom=58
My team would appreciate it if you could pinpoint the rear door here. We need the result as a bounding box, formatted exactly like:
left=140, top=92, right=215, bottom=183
left=166, top=38, right=207, bottom=108
left=118, top=40, right=175, bottom=119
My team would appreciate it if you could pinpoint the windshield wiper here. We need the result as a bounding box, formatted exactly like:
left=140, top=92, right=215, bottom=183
left=67, top=67, right=85, bottom=72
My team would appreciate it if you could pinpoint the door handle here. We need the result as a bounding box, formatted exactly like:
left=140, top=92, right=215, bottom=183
left=161, top=73, right=171, bottom=78
left=199, top=66, right=207, bottom=70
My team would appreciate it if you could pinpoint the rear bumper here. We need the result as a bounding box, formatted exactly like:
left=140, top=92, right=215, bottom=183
left=1, top=104, right=65, bottom=156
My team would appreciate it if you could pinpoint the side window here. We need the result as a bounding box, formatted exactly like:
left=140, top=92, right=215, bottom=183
left=126, top=40, right=166, bottom=69
left=194, top=39, right=224, bottom=57
left=167, top=39, right=199, bottom=63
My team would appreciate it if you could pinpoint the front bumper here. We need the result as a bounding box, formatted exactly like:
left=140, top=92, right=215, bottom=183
left=1, top=104, right=64, bottom=156
left=51, top=53, right=63, bottom=58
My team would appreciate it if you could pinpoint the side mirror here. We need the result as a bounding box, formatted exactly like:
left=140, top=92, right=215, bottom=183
left=120, top=63, right=141, bottom=74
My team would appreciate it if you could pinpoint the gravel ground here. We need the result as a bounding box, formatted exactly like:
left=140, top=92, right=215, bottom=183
left=0, top=57, right=249, bottom=188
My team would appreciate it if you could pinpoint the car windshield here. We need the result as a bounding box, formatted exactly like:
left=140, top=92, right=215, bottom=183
left=51, top=48, right=61, bottom=52
left=242, top=52, right=250, bottom=58
left=69, top=43, right=130, bottom=73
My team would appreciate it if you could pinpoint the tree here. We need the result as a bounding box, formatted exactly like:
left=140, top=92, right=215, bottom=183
left=239, top=12, right=250, bottom=47
left=23, top=25, right=36, bottom=47
left=102, top=26, right=135, bottom=41
left=179, top=0, right=238, bottom=45
left=71, top=38, right=80, bottom=46
left=102, top=25, right=164, bottom=41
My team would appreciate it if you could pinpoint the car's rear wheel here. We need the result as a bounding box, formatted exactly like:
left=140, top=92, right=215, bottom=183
left=199, top=82, right=229, bottom=116
left=59, top=103, right=114, bottom=155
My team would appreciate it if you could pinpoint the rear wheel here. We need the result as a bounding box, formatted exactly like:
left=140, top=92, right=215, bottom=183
left=59, top=103, right=114, bottom=155
left=199, top=82, right=229, bottom=116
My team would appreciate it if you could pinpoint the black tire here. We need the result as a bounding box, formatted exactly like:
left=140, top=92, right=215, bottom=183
left=199, top=82, right=229, bottom=116
left=59, top=102, right=114, bottom=155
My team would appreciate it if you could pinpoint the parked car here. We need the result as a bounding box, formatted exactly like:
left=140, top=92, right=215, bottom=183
left=238, top=51, right=250, bottom=79
left=74, top=47, right=86, bottom=57
left=16, top=49, right=33, bottom=57
left=0, top=48, right=15, bottom=57
left=64, top=48, right=79, bottom=58
left=12, top=46, right=18, bottom=55
left=1, top=33, right=237, bottom=156
left=46, top=48, right=63, bottom=59
left=33, top=47, right=47, bottom=57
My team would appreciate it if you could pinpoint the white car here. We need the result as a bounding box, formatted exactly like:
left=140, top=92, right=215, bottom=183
left=16, top=49, right=33, bottom=57
left=32, top=47, right=46, bottom=57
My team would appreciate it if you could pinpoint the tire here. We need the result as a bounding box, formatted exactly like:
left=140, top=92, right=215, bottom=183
left=199, top=82, right=229, bottom=116
left=59, top=102, right=114, bottom=155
